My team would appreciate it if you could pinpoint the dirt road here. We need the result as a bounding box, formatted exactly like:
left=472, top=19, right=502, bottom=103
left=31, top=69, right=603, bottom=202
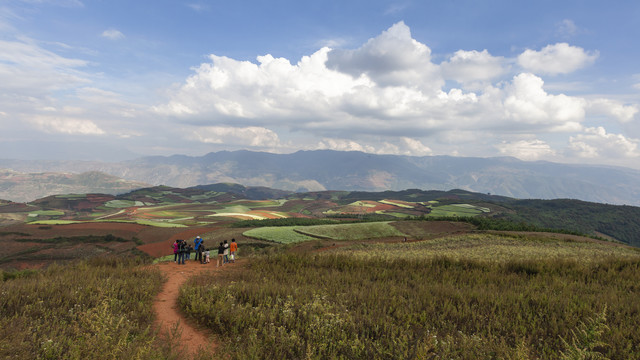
left=153, top=259, right=222, bottom=358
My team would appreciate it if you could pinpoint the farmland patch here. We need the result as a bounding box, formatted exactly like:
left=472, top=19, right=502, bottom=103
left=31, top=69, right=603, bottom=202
left=243, top=226, right=317, bottom=243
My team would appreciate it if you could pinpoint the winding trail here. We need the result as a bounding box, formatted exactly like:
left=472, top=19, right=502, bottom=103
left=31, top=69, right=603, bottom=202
left=153, top=259, right=220, bottom=358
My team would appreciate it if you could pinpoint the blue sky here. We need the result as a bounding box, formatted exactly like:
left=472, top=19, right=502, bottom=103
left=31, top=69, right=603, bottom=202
left=1, top=0, right=639, bottom=169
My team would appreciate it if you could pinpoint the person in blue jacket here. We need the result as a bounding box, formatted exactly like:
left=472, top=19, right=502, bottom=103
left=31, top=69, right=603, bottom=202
left=194, top=236, right=203, bottom=263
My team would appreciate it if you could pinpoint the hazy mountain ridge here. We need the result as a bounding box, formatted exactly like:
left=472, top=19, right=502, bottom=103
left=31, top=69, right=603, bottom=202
left=0, top=169, right=150, bottom=203
left=2, top=150, right=640, bottom=205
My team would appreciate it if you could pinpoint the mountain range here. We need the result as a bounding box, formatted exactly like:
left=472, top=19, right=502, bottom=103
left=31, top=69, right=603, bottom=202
left=1, top=150, right=640, bottom=205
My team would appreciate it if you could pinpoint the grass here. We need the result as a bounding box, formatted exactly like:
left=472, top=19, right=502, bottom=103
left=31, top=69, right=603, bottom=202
left=331, top=233, right=640, bottom=263
left=379, top=199, right=415, bottom=208
left=104, top=200, right=139, bottom=208
left=243, top=226, right=318, bottom=244
left=427, top=204, right=484, bottom=217
left=28, top=210, right=65, bottom=216
left=179, top=235, right=640, bottom=359
left=0, top=257, right=171, bottom=359
left=295, top=221, right=407, bottom=240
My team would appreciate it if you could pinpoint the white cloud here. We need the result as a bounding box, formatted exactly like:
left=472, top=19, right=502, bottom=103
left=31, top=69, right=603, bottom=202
left=152, top=21, right=640, bottom=167
left=157, top=24, right=598, bottom=142
left=496, top=139, right=556, bottom=160
left=326, top=21, right=442, bottom=90
left=503, top=73, right=586, bottom=130
left=633, top=74, right=640, bottom=91
left=0, top=37, right=88, bottom=94
left=587, top=99, right=638, bottom=123
left=29, top=115, right=105, bottom=135
left=101, top=29, right=125, bottom=40
left=517, top=43, right=598, bottom=75
left=440, top=49, right=507, bottom=89
left=568, top=127, right=639, bottom=159
left=194, top=126, right=280, bottom=147
left=314, top=136, right=432, bottom=156
left=316, top=138, right=375, bottom=153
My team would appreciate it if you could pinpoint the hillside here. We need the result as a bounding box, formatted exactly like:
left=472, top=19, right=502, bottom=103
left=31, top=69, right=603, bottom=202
left=0, top=169, right=150, bottom=203
left=2, top=184, right=640, bottom=248
left=3, top=150, right=640, bottom=205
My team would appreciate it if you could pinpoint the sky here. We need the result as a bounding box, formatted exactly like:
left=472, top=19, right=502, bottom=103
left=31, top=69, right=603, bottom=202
left=1, top=0, right=640, bottom=169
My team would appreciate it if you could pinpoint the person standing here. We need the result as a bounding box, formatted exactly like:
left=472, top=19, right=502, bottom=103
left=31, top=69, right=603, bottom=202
left=172, top=240, right=179, bottom=263
left=223, top=239, right=230, bottom=264
left=178, top=240, right=186, bottom=265
left=229, top=238, right=238, bottom=263
left=194, top=236, right=203, bottom=263
left=186, top=244, right=193, bottom=261
left=217, top=242, right=225, bottom=267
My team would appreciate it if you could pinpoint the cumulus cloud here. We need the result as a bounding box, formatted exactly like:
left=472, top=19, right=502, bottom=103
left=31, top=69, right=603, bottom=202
left=440, top=49, right=507, bottom=89
left=326, top=21, right=441, bottom=89
left=315, top=136, right=432, bottom=156
left=496, top=139, right=556, bottom=160
left=157, top=23, right=600, bottom=142
left=101, top=29, right=124, bottom=40
left=502, top=73, right=586, bottom=131
left=517, top=43, right=598, bottom=75
left=193, top=126, right=280, bottom=147
left=587, top=99, right=638, bottom=123
left=568, top=127, right=639, bottom=159
left=152, top=21, right=640, bottom=168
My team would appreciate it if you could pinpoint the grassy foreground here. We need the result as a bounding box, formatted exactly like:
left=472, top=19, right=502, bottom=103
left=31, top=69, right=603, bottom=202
left=0, top=258, right=170, bottom=359
left=179, top=235, right=640, bottom=359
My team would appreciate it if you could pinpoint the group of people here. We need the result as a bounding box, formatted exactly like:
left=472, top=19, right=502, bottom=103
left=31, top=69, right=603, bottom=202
left=172, top=236, right=238, bottom=267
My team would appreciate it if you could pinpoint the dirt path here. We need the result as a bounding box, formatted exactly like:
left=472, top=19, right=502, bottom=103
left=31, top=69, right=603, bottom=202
left=153, top=259, right=222, bottom=358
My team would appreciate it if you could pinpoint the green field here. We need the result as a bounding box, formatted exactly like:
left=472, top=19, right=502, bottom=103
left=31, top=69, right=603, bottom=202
left=27, top=210, right=65, bottom=216
left=243, top=226, right=317, bottom=243
left=295, top=222, right=407, bottom=240
left=244, top=222, right=408, bottom=243
left=379, top=199, right=414, bottom=208
left=428, top=204, right=485, bottom=217
left=104, top=200, right=144, bottom=208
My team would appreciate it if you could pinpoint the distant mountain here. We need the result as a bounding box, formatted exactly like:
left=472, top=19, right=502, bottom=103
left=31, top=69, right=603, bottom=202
left=0, top=169, right=150, bottom=203
left=2, top=150, right=640, bottom=205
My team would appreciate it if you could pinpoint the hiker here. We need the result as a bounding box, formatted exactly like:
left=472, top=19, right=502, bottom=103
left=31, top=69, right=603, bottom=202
left=194, top=236, right=203, bottom=262
left=199, top=241, right=206, bottom=263
left=172, top=240, right=179, bottom=263
left=223, top=239, right=230, bottom=264
left=217, top=242, right=225, bottom=267
left=177, top=240, right=186, bottom=265
left=186, top=244, right=193, bottom=261
left=204, top=247, right=210, bottom=264
left=229, top=238, right=238, bottom=263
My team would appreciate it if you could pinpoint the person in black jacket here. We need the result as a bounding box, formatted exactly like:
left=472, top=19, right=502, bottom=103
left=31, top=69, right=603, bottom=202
left=217, top=242, right=225, bottom=267
left=178, top=240, right=186, bottom=265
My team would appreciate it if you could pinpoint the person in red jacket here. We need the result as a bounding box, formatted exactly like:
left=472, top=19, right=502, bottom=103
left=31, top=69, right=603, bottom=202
left=172, top=240, right=179, bottom=263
